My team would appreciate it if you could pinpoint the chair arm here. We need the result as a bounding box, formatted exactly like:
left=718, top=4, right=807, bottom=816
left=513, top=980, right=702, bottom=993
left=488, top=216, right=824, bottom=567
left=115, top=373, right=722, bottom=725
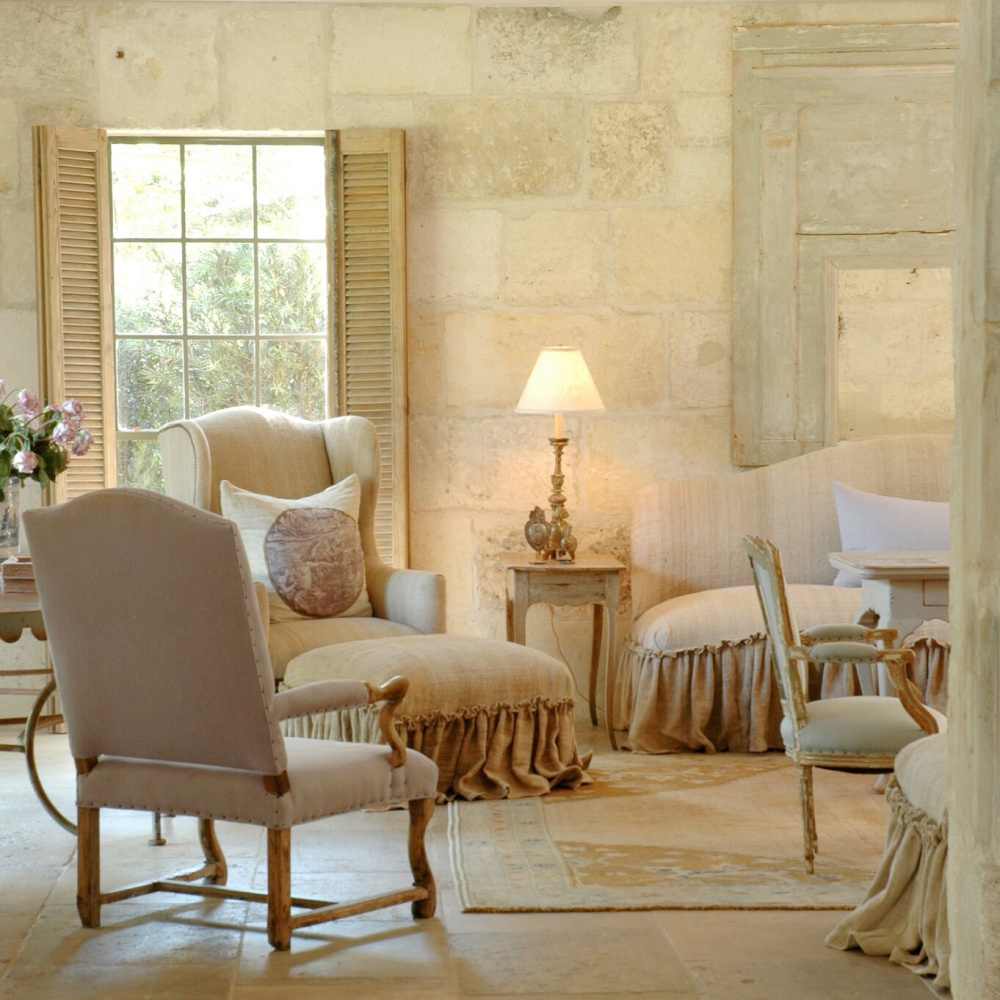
left=272, top=679, right=371, bottom=721
left=365, top=675, right=410, bottom=769
left=367, top=564, right=445, bottom=635
left=253, top=582, right=270, bottom=647
left=800, top=623, right=898, bottom=647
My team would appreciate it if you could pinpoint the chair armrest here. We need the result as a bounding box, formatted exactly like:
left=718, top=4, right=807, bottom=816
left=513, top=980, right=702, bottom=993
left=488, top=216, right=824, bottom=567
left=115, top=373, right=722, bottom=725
left=273, top=679, right=371, bottom=721
left=365, top=675, right=410, bottom=768
left=367, top=564, right=446, bottom=634
left=801, top=623, right=898, bottom=648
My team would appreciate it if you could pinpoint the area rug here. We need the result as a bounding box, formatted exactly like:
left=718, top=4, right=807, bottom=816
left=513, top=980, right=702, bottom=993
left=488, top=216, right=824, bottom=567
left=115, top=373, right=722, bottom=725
left=448, top=750, right=890, bottom=912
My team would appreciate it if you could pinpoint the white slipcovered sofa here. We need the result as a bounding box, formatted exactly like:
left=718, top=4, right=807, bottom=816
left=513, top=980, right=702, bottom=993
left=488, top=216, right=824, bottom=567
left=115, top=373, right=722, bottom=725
left=614, top=434, right=951, bottom=753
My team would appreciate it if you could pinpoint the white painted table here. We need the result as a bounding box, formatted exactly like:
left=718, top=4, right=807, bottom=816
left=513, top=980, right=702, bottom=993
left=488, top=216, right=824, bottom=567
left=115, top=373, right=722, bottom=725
left=827, top=550, right=949, bottom=694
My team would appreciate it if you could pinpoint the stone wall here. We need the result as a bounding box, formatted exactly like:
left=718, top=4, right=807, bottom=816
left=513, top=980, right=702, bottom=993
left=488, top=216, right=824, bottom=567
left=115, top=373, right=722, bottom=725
left=0, top=0, right=957, bottom=720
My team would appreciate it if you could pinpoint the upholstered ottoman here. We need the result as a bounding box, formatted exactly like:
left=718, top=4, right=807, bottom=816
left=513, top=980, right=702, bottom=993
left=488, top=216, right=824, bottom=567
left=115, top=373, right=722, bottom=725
left=280, top=634, right=590, bottom=800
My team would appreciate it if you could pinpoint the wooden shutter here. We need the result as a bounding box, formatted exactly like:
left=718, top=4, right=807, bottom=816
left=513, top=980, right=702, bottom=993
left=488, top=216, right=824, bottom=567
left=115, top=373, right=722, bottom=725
left=34, top=126, right=115, bottom=502
left=331, top=129, right=408, bottom=567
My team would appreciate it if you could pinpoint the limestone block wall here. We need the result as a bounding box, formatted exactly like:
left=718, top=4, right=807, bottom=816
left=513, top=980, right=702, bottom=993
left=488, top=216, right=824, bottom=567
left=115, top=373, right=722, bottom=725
left=0, top=0, right=957, bottom=721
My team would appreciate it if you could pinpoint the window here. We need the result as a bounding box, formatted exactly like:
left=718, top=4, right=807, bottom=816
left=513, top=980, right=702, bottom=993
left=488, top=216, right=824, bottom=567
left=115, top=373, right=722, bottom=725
left=110, top=138, right=331, bottom=491
left=34, top=127, right=410, bottom=565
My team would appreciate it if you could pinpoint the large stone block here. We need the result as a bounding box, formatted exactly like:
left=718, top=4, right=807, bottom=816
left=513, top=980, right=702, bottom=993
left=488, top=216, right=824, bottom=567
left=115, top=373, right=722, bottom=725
left=668, top=144, right=732, bottom=207
left=0, top=2, right=93, bottom=96
left=329, top=97, right=417, bottom=129
left=409, top=209, right=503, bottom=304
left=475, top=6, right=638, bottom=95
left=504, top=210, right=610, bottom=306
left=0, top=206, right=35, bottom=306
left=411, top=100, right=585, bottom=200
left=407, top=509, right=476, bottom=625
left=672, top=95, right=732, bottom=147
left=589, top=103, right=671, bottom=200
left=329, top=6, right=472, bottom=96
left=0, top=308, right=42, bottom=397
left=613, top=206, right=732, bottom=306
left=220, top=7, right=326, bottom=128
left=406, top=308, right=443, bottom=415
left=641, top=5, right=735, bottom=96
left=0, top=100, right=18, bottom=198
left=21, top=96, right=96, bottom=128
left=442, top=312, right=664, bottom=412
left=409, top=414, right=581, bottom=515
left=586, top=413, right=732, bottom=515
left=97, top=5, right=220, bottom=127
left=667, top=309, right=733, bottom=409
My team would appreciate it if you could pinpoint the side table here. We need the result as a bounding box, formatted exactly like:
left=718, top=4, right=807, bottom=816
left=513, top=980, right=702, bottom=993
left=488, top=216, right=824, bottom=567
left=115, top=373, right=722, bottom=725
left=500, top=553, right=624, bottom=749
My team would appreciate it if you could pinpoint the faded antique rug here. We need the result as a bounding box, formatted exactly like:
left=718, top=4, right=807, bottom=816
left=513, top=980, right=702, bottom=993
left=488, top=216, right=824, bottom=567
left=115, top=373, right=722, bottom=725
left=449, top=750, right=889, bottom=912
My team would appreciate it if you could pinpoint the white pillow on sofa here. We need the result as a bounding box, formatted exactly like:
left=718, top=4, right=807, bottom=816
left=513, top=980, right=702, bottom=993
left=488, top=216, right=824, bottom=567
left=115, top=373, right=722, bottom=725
left=832, top=482, right=950, bottom=587
left=220, top=476, right=373, bottom=619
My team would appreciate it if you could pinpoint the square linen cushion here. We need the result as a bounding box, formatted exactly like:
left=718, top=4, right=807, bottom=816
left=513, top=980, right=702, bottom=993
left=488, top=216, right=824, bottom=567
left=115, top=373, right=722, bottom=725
left=832, top=481, right=950, bottom=587
left=220, top=476, right=373, bottom=620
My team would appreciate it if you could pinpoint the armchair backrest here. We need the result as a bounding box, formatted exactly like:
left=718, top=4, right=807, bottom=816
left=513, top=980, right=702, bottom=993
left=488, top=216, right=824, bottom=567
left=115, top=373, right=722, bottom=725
left=24, top=489, right=287, bottom=776
left=744, top=535, right=808, bottom=734
left=158, top=406, right=384, bottom=574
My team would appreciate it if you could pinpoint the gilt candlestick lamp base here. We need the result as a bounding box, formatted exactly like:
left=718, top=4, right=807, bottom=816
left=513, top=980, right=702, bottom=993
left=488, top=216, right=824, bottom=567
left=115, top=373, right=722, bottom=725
left=523, top=437, right=577, bottom=563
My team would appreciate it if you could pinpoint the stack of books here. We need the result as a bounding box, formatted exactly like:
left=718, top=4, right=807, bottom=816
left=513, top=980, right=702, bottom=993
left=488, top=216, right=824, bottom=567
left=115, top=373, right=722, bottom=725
left=1, top=555, right=35, bottom=593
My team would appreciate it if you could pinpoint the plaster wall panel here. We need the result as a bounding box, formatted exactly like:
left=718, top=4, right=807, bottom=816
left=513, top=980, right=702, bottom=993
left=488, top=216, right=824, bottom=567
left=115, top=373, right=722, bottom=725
left=409, top=209, right=503, bottom=304
left=220, top=8, right=327, bottom=128
left=504, top=210, right=611, bottom=306
left=0, top=2, right=93, bottom=96
left=0, top=206, right=35, bottom=306
left=613, top=206, right=731, bottom=306
left=667, top=309, right=733, bottom=409
left=96, top=5, right=220, bottom=127
left=588, top=103, right=671, bottom=200
left=328, top=6, right=472, bottom=96
left=475, top=6, right=638, bottom=96
left=412, top=99, right=584, bottom=200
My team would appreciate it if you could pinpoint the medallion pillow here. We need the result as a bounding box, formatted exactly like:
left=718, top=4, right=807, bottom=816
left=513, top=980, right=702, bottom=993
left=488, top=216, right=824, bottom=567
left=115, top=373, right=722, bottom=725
left=220, top=476, right=373, bottom=619
left=832, top=481, right=950, bottom=587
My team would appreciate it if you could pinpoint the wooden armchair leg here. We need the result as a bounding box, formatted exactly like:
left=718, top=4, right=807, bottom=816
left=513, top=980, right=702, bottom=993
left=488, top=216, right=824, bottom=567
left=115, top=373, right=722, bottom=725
left=266, top=828, right=292, bottom=951
left=408, top=797, right=436, bottom=919
left=198, top=818, right=228, bottom=885
left=797, top=764, right=817, bottom=874
left=77, top=806, right=101, bottom=928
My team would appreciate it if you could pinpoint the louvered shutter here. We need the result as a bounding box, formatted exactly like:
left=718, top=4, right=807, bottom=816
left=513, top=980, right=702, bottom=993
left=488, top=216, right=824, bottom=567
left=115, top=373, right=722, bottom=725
left=34, top=127, right=115, bottom=502
left=331, top=129, right=408, bottom=567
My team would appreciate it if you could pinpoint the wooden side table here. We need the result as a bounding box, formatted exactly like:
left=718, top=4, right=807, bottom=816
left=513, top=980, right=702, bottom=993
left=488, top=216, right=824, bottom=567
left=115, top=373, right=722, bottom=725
left=500, top=553, right=624, bottom=749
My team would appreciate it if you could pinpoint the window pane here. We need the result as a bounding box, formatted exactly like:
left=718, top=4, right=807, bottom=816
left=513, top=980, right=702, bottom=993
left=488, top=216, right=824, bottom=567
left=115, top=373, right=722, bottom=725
left=257, top=145, right=326, bottom=239
left=114, top=242, right=182, bottom=336
left=261, top=339, right=327, bottom=420
left=188, top=339, right=255, bottom=417
left=111, top=143, right=181, bottom=239
left=258, top=243, right=327, bottom=336
left=185, top=144, right=253, bottom=238
left=187, top=243, right=254, bottom=336
left=117, top=339, right=184, bottom=429
left=117, top=439, right=164, bottom=491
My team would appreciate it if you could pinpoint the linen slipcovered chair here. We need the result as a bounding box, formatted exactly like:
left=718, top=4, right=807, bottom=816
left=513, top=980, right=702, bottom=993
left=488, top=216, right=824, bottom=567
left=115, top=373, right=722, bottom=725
left=23, top=489, right=439, bottom=951
left=158, top=406, right=445, bottom=683
left=743, top=536, right=945, bottom=873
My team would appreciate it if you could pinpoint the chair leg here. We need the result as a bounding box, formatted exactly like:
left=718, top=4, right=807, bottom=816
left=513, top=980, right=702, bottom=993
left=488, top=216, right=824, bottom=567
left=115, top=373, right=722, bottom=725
left=266, top=828, right=292, bottom=951
left=796, top=764, right=818, bottom=874
left=77, top=806, right=101, bottom=927
left=408, top=798, right=437, bottom=919
left=198, top=818, right=228, bottom=885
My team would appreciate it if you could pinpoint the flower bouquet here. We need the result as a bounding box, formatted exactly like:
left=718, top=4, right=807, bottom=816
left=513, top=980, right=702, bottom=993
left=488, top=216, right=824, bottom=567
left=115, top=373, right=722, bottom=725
left=0, top=380, right=92, bottom=502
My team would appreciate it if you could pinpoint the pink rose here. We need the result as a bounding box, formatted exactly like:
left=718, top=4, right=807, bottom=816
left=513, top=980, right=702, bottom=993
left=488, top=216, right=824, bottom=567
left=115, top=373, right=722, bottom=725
left=72, top=428, right=93, bottom=457
left=61, top=398, right=85, bottom=424
left=12, top=450, right=38, bottom=474
left=52, top=420, right=77, bottom=445
left=16, top=390, right=40, bottom=419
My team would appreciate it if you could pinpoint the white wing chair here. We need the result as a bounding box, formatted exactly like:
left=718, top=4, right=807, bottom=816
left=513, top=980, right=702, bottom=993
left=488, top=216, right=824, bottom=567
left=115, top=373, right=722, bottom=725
left=158, top=406, right=445, bottom=682
left=24, top=488, right=439, bottom=951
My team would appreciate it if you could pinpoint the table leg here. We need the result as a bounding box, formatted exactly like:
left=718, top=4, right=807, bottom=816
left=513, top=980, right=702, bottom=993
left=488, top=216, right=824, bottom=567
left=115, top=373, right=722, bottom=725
left=588, top=604, right=603, bottom=726
left=604, top=575, right=620, bottom=751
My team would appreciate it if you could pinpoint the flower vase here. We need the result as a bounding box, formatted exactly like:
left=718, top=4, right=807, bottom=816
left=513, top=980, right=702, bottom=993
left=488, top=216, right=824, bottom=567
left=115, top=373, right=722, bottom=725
left=0, top=476, right=19, bottom=560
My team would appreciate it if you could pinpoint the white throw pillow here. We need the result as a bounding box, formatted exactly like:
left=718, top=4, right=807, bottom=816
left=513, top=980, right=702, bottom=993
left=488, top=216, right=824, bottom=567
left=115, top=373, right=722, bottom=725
left=220, top=476, right=372, bottom=619
left=831, top=481, right=950, bottom=587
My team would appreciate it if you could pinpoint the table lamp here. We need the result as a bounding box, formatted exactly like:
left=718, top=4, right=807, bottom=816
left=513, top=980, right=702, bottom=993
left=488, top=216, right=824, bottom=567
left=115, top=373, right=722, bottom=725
left=515, top=346, right=605, bottom=562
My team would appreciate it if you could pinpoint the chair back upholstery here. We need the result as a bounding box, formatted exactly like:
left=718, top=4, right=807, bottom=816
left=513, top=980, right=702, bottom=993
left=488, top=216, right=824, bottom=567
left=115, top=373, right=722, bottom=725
left=744, top=535, right=808, bottom=734
left=24, top=489, right=287, bottom=776
left=158, top=406, right=383, bottom=573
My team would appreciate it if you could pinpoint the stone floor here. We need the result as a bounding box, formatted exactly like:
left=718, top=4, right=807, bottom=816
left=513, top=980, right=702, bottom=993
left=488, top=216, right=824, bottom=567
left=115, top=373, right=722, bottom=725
left=0, top=722, right=941, bottom=999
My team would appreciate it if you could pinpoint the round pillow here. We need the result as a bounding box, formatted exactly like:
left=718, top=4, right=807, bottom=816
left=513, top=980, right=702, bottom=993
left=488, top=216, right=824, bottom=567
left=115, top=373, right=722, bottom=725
left=264, top=507, right=364, bottom=619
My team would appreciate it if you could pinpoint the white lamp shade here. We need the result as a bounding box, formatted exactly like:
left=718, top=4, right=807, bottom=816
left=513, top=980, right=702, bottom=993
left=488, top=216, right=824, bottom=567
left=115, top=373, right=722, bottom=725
left=515, top=347, right=605, bottom=414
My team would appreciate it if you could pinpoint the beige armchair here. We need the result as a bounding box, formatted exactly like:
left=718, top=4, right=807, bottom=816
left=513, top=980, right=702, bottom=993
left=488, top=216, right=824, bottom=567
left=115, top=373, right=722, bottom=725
left=158, top=406, right=445, bottom=682
left=24, top=488, right=439, bottom=951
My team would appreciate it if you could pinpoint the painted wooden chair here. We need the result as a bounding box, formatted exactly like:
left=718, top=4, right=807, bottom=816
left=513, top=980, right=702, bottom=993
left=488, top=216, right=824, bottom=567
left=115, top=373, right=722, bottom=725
left=24, top=488, right=439, bottom=950
left=743, top=535, right=945, bottom=872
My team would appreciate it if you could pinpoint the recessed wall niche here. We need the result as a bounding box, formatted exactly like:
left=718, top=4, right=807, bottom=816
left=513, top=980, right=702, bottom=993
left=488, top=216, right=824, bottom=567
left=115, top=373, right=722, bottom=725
left=732, top=23, right=957, bottom=466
